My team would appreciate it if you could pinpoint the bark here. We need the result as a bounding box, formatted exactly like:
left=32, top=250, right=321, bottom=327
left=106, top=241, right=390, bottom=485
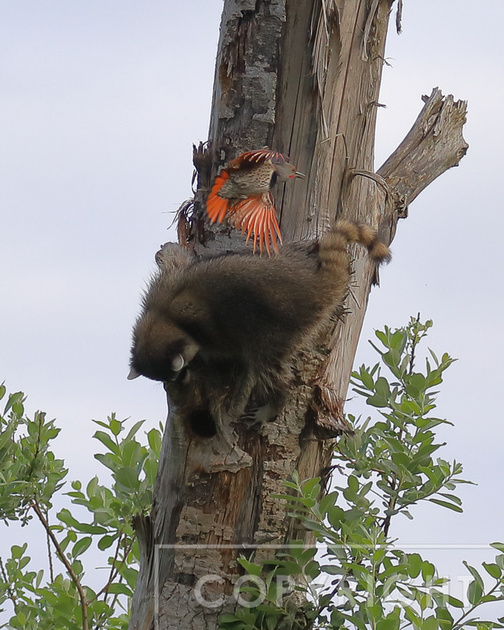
left=129, top=2, right=467, bottom=629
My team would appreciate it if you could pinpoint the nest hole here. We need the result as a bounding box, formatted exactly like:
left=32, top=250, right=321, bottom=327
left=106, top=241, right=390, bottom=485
left=187, top=408, right=217, bottom=438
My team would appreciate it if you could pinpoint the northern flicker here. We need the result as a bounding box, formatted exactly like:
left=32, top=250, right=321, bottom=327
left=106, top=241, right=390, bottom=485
left=206, top=149, right=304, bottom=254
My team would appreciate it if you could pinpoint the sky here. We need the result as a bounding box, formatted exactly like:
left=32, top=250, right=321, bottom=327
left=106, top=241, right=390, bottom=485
left=1, top=0, right=503, bottom=612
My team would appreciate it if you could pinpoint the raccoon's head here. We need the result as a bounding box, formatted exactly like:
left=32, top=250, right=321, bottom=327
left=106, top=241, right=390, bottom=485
left=128, top=311, right=200, bottom=383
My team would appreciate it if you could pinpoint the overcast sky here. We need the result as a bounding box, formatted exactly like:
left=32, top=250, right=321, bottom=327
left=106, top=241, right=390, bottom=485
left=1, top=0, right=503, bottom=611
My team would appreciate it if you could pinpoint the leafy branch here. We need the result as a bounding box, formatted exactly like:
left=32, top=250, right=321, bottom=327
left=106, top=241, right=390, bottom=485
left=220, top=318, right=504, bottom=630
left=29, top=499, right=89, bottom=630
left=0, top=387, right=162, bottom=630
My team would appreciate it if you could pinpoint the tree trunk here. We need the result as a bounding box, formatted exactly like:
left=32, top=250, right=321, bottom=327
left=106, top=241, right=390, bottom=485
left=129, top=1, right=467, bottom=629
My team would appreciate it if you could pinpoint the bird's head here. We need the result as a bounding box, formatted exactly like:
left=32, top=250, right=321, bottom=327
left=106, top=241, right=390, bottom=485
left=272, top=160, right=305, bottom=182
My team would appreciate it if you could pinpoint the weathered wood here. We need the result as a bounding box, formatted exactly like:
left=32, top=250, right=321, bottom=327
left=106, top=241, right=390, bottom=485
left=378, top=88, right=469, bottom=217
left=317, top=88, right=468, bottom=411
left=128, top=2, right=468, bottom=629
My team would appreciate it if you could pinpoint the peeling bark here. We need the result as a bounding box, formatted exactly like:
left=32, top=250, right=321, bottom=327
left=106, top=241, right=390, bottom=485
left=129, top=2, right=467, bottom=629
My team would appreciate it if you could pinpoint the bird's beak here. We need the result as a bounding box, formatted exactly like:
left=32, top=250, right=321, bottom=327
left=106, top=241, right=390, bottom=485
left=295, top=171, right=305, bottom=179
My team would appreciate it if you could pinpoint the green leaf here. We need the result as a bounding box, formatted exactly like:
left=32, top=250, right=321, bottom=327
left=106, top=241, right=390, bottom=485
left=72, top=536, right=92, bottom=558
left=390, top=330, right=407, bottom=350
left=407, top=373, right=427, bottom=396
left=11, top=543, right=28, bottom=559
left=143, top=457, right=159, bottom=486
left=16, top=611, right=27, bottom=625
left=147, top=428, right=162, bottom=453
left=406, top=553, right=423, bottom=578
left=437, top=492, right=462, bottom=506
left=320, top=563, right=345, bottom=575
left=275, top=560, right=303, bottom=576
left=404, top=605, right=421, bottom=626
left=237, top=558, right=262, bottom=576
left=446, top=595, right=465, bottom=608
left=375, top=377, right=391, bottom=398
left=109, top=418, right=123, bottom=436
left=122, top=439, right=142, bottom=468
left=94, top=452, right=118, bottom=472
left=467, top=579, right=483, bottom=605
left=4, top=391, right=25, bottom=415
left=86, top=475, right=99, bottom=498
left=125, top=419, right=145, bottom=441
left=463, top=561, right=485, bottom=589
left=18, top=555, right=31, bottom=569
left=422, top=616, right=439, bottom=630
left=57, top=507, right=81, bottom=529
left=35, top=569, right=44, bottom=588
left=360, top=369, right=375, bottom=390
left=390, top=451, right=411, bottom=468
left=319, top=491, right=339, bottom=516
left=106, top=582, right=133, bottom=596
left=115, top=466, right=140, bottom=490
left=366, top=394, right=388, bottom=408
left=301, top=477, right=321, bottom=498
left=93, top=430, right=119, bottom=454
left=218, top=613, right=242, bottom=627
left=428, top=498, right=463, bottom=513
left=421, top=561, right=436, bottom=582
left=73, top=522, right=108, bottom=535
left=435, top=606, right=454, bottom=630
left=383, top=349, right=401, bottom=371
left=376, top=612, right=400, bottom=630
left=346, top=612, right=368, bottom=630
left=482, top=562, right=502, bottom=579
left=98, top=534, right=117, bottom=550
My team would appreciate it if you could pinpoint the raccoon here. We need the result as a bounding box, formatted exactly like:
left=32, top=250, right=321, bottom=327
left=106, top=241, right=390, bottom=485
left=129, top=220, right=390, bottom=435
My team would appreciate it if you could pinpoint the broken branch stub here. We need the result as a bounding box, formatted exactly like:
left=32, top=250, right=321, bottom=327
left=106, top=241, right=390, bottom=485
left=316, top=88, right=468, bottom=430
left=378, top=87, right=469, bottom=220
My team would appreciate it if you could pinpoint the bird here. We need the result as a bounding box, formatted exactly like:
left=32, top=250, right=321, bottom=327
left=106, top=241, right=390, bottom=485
left=206, top=149, right=304, bottom=254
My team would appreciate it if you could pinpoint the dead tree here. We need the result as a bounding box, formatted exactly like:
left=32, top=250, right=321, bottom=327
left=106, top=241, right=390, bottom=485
left=129, top=1, right=467, bottom=628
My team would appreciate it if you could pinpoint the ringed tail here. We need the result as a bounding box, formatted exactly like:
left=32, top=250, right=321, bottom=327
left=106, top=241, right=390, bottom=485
left=319, top=220, right=391, bottom=271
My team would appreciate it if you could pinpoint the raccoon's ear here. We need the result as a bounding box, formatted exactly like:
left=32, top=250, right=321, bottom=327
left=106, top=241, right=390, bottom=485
left=127, top=366, right=141, bottom=380
left=171, top=353, right=185, bottom=372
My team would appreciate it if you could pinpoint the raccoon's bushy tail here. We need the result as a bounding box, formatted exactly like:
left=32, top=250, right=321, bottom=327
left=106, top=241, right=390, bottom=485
left=317, top=220, right=390, bottom=307
left=319, top=220, right=391, bottom=271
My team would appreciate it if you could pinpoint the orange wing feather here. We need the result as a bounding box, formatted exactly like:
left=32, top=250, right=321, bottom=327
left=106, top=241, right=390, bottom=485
left=206, top=170, right=231, bottom=223
left=228, top=149, right=288, bottom=169
left=230, top=193, right=282, bottom=255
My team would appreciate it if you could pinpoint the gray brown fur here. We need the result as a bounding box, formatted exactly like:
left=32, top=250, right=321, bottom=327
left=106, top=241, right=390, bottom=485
left=129, top=220, right=389, bottom=430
